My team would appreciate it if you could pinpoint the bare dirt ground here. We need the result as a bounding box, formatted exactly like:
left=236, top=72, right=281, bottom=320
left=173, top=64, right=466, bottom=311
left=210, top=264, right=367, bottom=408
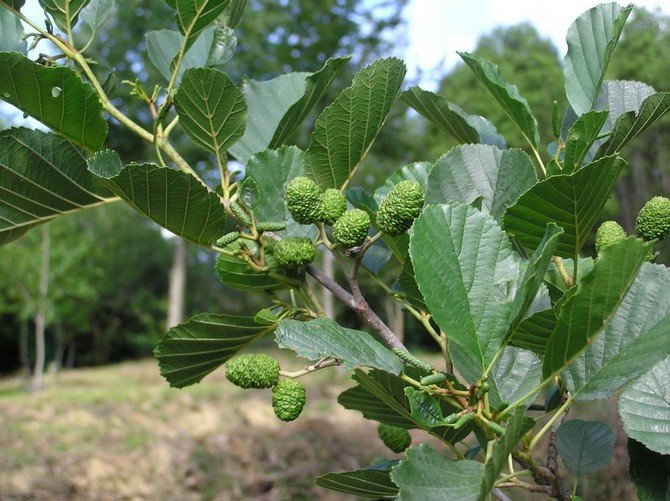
left=0, top=350, right=637, bottom=500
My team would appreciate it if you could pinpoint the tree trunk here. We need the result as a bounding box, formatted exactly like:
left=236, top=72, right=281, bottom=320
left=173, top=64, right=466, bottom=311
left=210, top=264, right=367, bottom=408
left=49, top=325, right=64, bottom=375
left=166, top=238, right=187, bottom=329
left=321, top=251, right=335, bottom=318
left=656, top=129, right=670, bottom=195
left=383, top=298, right=405, bottom=343
left=19, top=321, right=30, bottom=380
left=615, top=179, right=635, bottom=232
left=31, top=225, right=50, bottom=393
left=65, top=341, right=76, bottom=369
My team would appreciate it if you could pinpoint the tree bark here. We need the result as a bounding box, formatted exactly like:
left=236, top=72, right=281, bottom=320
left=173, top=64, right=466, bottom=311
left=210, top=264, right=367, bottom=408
left=166, top=238, right=187, bottom=329
left=31, top=225, right=50, bottom=393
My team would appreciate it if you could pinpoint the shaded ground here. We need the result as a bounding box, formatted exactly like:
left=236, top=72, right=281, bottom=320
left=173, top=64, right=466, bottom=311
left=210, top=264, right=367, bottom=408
left=0, top=350, right=637, bottom=500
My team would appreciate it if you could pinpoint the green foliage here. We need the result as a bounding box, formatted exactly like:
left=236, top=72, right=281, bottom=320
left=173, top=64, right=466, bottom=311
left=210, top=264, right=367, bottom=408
left=0, top=128, right=113, bottom=246
left=174, top=67, right=247, bottom=158
left=332, top=209, right=371, bottom=248
left=0, top=52, right=108, bottom=151
left=377, top=423, right=411, bottom=453
left=555, top=419, right=615, bottom=477
left=225, top=353, right=280, bottom=389
left=635, top=196, right=670, bottom=241
left=272, top=378, right=306, bottom=421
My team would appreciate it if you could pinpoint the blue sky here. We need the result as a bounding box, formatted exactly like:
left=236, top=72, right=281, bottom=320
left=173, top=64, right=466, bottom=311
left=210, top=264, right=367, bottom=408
left=404, top=0, right=670, bottom=88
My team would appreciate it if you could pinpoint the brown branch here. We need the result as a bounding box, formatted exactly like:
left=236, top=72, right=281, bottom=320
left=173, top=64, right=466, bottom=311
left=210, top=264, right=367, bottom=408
left=497, top=481, right=553, bottom=494
left=306, top=264, right=406, bottom=351
left=546, top=407, right=570, bottom=499
left=512, top=450, right=570, bottom=500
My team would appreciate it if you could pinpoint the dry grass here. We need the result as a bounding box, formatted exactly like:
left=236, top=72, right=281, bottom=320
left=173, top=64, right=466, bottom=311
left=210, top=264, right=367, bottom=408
left=0, top=350, right=637, bottom=500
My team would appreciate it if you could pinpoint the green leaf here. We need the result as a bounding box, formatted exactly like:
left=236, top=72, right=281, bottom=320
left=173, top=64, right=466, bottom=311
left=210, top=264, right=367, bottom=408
left=88, top=150, right=226, bottom=245
left=596, top=80, right=656, bottom=131
left=305, top=57, right=406, bottom=189
left=542, top=238, right=651, bottom=379
left=410, top=203, right=520, bottom=374
left=458, top=51, right=539, bottom=149
left=401, top=86, right=505, bottom=148
left=404, top=388, right=447, bottom=428
left=0, top=7, right=26, bottom=53
left=511, top=309, right=557, bottom=354
left=563, top=3, right=633, bottom=115
left=556, top=420, right=615, bottom=476
left=165, top=0, right=231, bottom=54
left=224, top=0, right=246, bottom=28
left=619, top=357, right=670, bottom=454
left=504, top=155, right=626, bottom=258
left=628, top=439, right=670, bottom=501
left=0, top=52, right=108, bottom=151
left=215, top=244, right=292, bottom=293
left=316, top=468, right=398, bottom=499
left=229, top=57, right=349, bottom=164
left=564, top=264, right=670, bottom=400
left=154, top=313, right=275, bottom=388
left=147, top=26, right=236, bottom=84
left=489, top=347, right=542, bottom=408
left=276, top=318, right=402, bottom=374
left=425, top=145, right=537, bottom=223
left=79, top=0, right=115, bottom=39
left=506, top=224, right=562, bottom=339
left=338, top=369, right=468, bottom=445
left=174, top=68, right=246, bottom=158
left=338, top=368, right=417, bottom=428
left=269, top=56, right=350, bottom=149
left=562, top=110, right=609, bottom=172
left=2, top=1, right=25, bottom=9
left=0, top=128, right=113, bottom=246
left=391, top=445, right=484, bottom=501
left=38, top=0, right=91, bottom=30
left=595, top=92, right=670, bottom=158
left=480, top=408, right=535, bottom=499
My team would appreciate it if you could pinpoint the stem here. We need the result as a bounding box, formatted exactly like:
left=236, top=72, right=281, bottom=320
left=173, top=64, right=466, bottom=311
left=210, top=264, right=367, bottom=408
left=483, top=342, right=506, bottom=379
left=528, top=395, right=573, bottom=452
left=571, top=478, right=578, bottom=498
left=280, top=358, right=340, bottom=378
left=552, top=256, right=573, bottom=288
left=531, top=146, right=547, bottom=178
left=499, top=378, right=553, bottom=419
left=495, top=469, right=532, bottom=486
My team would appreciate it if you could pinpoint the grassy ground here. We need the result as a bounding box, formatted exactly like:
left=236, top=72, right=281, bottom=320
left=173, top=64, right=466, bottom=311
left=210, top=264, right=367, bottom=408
left=0, top=350, right=637, bottom=500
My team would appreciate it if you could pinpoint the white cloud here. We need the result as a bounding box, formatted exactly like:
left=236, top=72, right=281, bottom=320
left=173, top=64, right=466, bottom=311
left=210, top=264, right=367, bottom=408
left=404, top=0, right=670, bottom=87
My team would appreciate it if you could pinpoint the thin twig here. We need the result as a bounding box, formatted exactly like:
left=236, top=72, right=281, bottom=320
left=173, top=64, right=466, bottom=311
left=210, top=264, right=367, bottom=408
left=305, top=264, right=406, bottom=350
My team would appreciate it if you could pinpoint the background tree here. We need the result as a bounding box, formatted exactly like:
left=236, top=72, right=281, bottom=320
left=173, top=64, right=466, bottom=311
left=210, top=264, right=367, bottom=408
left=605, top=7, right=670, bottom=260
left=421, top=24, right=565, bottom=160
